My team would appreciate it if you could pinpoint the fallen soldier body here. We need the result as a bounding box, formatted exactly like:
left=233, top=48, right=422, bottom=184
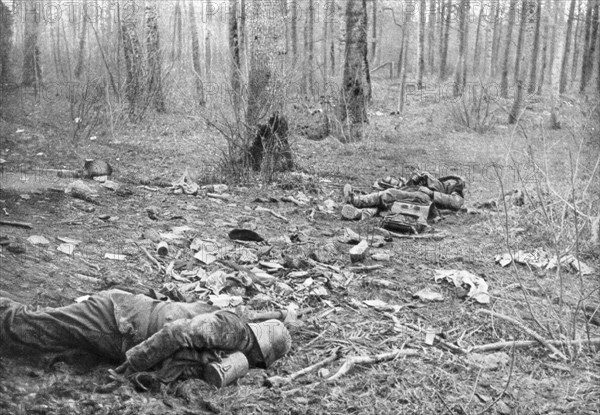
left=0, top=290, right=291, bottom=389
left=341, top=171, right=466, bottom=221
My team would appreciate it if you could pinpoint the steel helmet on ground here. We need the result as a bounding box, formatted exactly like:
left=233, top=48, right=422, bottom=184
left=248, top=319, right=291, bottom=368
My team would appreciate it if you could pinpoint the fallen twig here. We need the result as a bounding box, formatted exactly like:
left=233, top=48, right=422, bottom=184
left=471, top=337, right=600, bottom=353
left=265, top=347, right=341, bottom=388
left=0, top=220, right=33, bottom=229
left=207, top=193, right=230, bottom=201
left=379, top=228, right=447, bottom=240
left=348, top=264, right=385, bottom=272
left=137, top=185, right=159, bottom=192
left=138, top=245, right=164, bottom=271
left=281, top=196, right=304, bottom=206
left=255, top=206, right=290, bottom=222
left=73, top=273, right=100, bottom=283
left=476, top=309, right=568, bottom=361
left=308, top=258, right=340, bottom=272
left=326, top=348, right=419, bottom=382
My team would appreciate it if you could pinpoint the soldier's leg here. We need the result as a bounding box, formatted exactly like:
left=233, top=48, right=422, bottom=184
left=382, top=188, right=432, bottom=206
left=0, top=295, right=124, bottom=362
left=343, top=184, right=387, bottom=208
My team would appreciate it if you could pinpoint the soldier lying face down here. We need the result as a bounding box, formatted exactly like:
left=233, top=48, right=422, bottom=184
left=0, top=290, right=291, bottom=389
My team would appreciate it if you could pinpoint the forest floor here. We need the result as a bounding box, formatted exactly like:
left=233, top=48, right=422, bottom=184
left=0, top=80, right=599, bottom=414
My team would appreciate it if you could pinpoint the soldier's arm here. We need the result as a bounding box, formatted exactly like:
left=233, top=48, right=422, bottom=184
left=432, top=191, right=464, bottom=211
left=124, top=311, right=253, bottom=372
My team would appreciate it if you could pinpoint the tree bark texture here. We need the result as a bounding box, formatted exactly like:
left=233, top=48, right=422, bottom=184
left=338, top=0, right=369, bottom=140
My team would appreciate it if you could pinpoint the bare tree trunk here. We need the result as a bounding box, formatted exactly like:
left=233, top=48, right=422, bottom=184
left=51, top=24, right=64, bottom=81
left=440, top=0, right=451, bottom=80
left=571, top=0, right=585, bottom=81
left=377, top=6, right=383, bottom=65
left=560, top=0, right=577, bottom=93
left=121, top=3, right=144, bottom=118
left=338, top=0, right=369, bottom=141
left=61, top=21, right=74, bottom=82
left=323, top=1, right=329, bottom=77
left=537, top=5, right=550, bottom=94
left=580, top=0, right=599, bottom=91
left=189, top=1, right=205, bottom=106
left=370, top=0, right=377, bottom=63
left=331, top=0, right=337, bottom=75
left=484, top=2, right=494, bottom=78
left=74, top=0, right=88, bottom=79
left=547, top=0, right=558, bottom=88
left=331, top=34, right=336, bottom=75
left=597, top=20, right=600, bottom=93
left=146, top=4, right=165, bottom=112
left=240, top=0, right=246, bottom=67
left=528, top=0, right=542, bottom=93
left=418, top=0, right=426, bottom=89
left=501, top=0, right=517, bottom=97
left=22, top=0, right=42, bottom=91
left=428, top=0, right=436, bottom=72
left=283, top=0, right=289, bottom=56
left=439, top=0, right=445, bottom=72
left=229, top=0, right=240, bottom=114
left=337, top=0, right=347, bottom=77
left=491, top=1, right=503, bottom=77
left=510, top=0, right=535, bottom=124
left=472, top=3, right=484, bottom=75
left=0, top=0, right=13, bottom=85
left=549, top=0, right=563, bottom=128
left=205, top=27, right=212, bottom=82
left=302, top=16, right=308, bottom=93
left=363, top=0, right=372, bottom=101
left=461, top=0, right=470, bottom=88
left=308, top=0, right=315, bottom=96
left=244, top=3, right=288, bottom=175
left=398, top=22, right=405, bottom=78
left=291, top=0, right=297, bottom=62
left=116, top=3, right=122, bottom=94
left=172, top=0, right=183, bottom=61
left=513, top=0, right=526, bottom=85
left=398, top=20, right=410, bottom=113
left=454, top=0, right=470, bottom=96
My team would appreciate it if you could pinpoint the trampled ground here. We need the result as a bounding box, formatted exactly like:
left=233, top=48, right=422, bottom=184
left=1, top=84, right=599, bottom=414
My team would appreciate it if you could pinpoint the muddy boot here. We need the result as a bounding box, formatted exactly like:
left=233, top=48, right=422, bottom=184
left=352, top=191, right=384, bottom=208
left=343, top=184, right=354, bottom=204
left=341, top=204, right=362, bottom=220
left=360, top=208, right=379, bottom=219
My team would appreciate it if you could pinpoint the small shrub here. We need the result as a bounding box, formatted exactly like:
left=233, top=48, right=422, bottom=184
left=449, top=86, right=498, bottom=133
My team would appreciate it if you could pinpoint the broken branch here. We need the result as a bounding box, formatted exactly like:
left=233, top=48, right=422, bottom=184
left=207, top=193, right=230, bottom=201
left=138, top=245, right=164, bottom=271
left=255, top=206, right=289, bottom=222
left=471, top=337, right=600, bottom=353
left=380, top=228, right=447, bottom=240
left=0, top=220, right=33, bottom=229
left=265, top=347, right=341, bottom=387
left=281, top=196, right=304, bottom=206
left=326, top=349, right=419, bottom=382
left=348, top=264, right=385, bottom=272
left=476, top=309, right=568, bottom=361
